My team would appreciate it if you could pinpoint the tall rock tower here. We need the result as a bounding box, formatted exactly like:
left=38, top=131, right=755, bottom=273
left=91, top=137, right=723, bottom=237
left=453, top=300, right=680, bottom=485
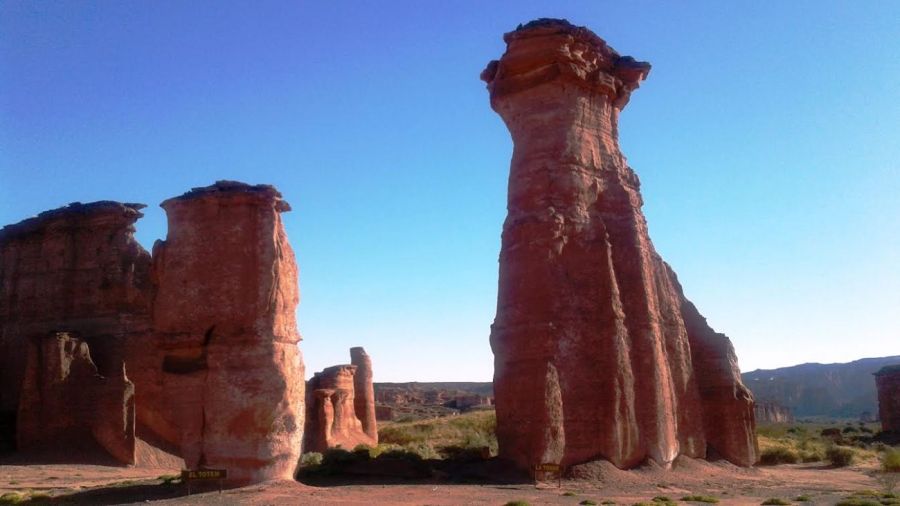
left=483, top=19, right=757, bottom=471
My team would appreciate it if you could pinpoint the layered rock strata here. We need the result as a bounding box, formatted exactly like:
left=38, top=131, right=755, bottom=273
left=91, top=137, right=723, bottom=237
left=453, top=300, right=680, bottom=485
left=305, top=348, right=377, bottom=452
left=151, top=181, right=304, bottom=483
left=17, top=332, right=135, bottom=464
left=753, top=400, right=794, bottom=424
left=482, top=18, right=757, bottom=471
left=875, top=365, right=900, bottom=432
left=0, top=201, right=151, bottom=454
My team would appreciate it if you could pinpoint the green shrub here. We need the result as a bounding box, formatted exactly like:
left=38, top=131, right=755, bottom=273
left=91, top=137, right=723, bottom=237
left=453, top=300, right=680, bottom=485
left=0, top=493, right=25, bottom=505
left=845, top=427, right=860, bottom=433
left=760, top=499, right=790, bottom=505
left=883, top=449, right=900, bottom=472
left=835, top=499, right=880, bottom=506
left=299, top=452, right=323, bottom=467
left=580, top=501, right=598, bottom=506
left=827, top=446, right=856, bottom=467
left=561, top=491, right=577, bottom=496
left=651, top=497, right=676, bottom=506
left=504, top=501, right=530, bottom=506
left=800, top=450, right=823, bottom=463
left=794, top=495, right=812, bottom=502
left=681, top=495, right=720, bottom=503
left=759, top=446, right=799, bottom=465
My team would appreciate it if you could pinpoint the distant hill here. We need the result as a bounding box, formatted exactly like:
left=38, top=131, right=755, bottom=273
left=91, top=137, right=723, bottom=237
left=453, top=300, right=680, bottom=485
left=742, top=356, right=900, bottom=419
left=374, top=382, right=493, bottom=396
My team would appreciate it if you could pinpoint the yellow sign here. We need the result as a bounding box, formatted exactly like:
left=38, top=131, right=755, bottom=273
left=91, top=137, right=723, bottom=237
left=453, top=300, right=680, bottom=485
left=182, top=469, right=227, bottom=480
left=535, top=463, right=561, bottom=473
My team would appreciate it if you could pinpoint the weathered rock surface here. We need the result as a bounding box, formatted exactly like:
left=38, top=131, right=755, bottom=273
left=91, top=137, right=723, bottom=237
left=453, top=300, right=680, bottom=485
left=305, top=348, right=377, bottom=452
left=875, top=365, right=900, bottom=432
left=483, top=18, right=757, bottom=471
left=0, top=201, right=151, bottom=455
left=17, top=332, right=135, bottom=464
left=351, top=347, right=377, bottom=442
left=151, top=181, right=304, bottom=483
left=753, top=400, right=794, bottom=424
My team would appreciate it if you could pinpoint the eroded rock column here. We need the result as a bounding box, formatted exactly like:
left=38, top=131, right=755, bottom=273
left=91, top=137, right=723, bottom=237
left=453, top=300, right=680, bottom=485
left=483, top=19, right=757, bottom=471
left=350, top=346, right=377, bottom=442
left=152, top=181, right=304, bottom=483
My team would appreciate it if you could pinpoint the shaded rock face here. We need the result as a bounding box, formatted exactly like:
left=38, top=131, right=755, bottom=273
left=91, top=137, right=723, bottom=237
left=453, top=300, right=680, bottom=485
left=0, top=201, right=151, bottom=454
left=151, top=181, right=304, bottom=483
left=17, top=332, right=135, bottom=464
left=483, top=19, right=757, bottom=470
left=305, top=348, right=377, bottom=453
left=753, top=401, right=794, bottom=424
left=875, top=365, right=900, bottom=432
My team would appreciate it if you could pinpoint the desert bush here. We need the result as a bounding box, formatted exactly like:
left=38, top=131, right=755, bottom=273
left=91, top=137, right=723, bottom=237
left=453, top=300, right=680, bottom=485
left=760, top=499, right=790, bottom=505
left=827, top=446, right=856, bottom=467
left=0, top=493, right=25, bottom=505
left=681, top=495, right=720, bottom=503
left=845, top=427, right=860, bottom=434
left=504, top=501, right=530, bottom=506
left=883, top=449, right=900, bottom=472
left=299, top=452, right=323, bottom=467
left=794, top=495, right=811, bottom=502
left=800, top=450, right=823, bottom=462
left=822, top=428, right=842, bottom=438
left=759, top=446, right=799, bottom=465
left=580, top=501, right=598, bottom=506
left=835, top=499, right=880, bottom=506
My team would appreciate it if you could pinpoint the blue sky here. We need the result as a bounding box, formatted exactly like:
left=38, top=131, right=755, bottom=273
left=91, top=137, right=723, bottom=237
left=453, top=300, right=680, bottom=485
left=1, top=1, right=898, bottom=381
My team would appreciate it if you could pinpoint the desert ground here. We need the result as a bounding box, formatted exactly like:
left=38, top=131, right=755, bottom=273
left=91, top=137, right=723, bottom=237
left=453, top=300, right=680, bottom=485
left=0, top=458, right=892, bottom=505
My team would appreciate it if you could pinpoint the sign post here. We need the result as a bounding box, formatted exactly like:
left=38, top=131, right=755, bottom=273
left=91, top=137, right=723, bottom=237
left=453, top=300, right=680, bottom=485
left=181, top=469, right=227, bottom=495
left=533, top=463, right=563, bottom=488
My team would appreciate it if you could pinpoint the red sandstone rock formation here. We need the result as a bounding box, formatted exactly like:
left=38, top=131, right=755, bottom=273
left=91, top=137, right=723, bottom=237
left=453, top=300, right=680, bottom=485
left=351, top=347, right=377, bottom=442
left=753, top=401, right=794, bottom=424
left=305, top=348, right=378, bottom=452
left=0, top=201, right=152, bottom=452
left=483, top=18, right=757, bottom=471
left=17, top=332, right=135, bottom=464
left=875, top=365, right=900, bottom=432
left=151, top=181, right=303, bottom=483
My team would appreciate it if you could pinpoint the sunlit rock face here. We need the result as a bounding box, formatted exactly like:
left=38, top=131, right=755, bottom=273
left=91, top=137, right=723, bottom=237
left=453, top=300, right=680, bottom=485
left=152, top=181, right=304, bottom=484
left=875, top=365, right=900, bottom=432
left=753, top=400, right=794, bottom=424
left=17, top=332, right=136, bottom=464
left=483, top=18, right=758, bottom=471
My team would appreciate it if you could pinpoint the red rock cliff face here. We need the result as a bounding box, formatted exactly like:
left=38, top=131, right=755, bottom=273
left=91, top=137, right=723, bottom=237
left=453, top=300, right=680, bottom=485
left=17, top=332, right=135, bottom=464
left=151, top=181, right=304, bottom=483
left=0, top=202, right=151, bottom=447
left=351, top=347, right=377, bottom=441
left=753, top=400, right=794, bottom=424
left=875, top=366, right=900, bottom=432
left=483, top=19, right=757, bottom=470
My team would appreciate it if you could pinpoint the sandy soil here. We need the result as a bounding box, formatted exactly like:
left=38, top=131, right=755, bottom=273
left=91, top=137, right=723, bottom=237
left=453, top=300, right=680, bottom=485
left=0, top=458, right=891, bottom=505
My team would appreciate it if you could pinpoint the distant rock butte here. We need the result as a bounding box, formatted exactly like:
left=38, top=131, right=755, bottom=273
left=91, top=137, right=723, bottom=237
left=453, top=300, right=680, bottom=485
left=483, top=19, right=757, bottom=470
left=875, top=365, right=900, bottom=432
left=0, top=181, right=304, bottom=484
left=753, top=400, right=794, bottom=424
left=304, top=348, right=377, bottom=452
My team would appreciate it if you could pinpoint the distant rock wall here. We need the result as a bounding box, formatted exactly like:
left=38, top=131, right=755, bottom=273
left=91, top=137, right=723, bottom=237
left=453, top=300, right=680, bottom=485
left=753, top=400, right=795, bottom=424
left=483, top=18, right=757, bottom=471
left=875, top=365, right=900, bottom=432
left=305, top=348, right=377, bottom=452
